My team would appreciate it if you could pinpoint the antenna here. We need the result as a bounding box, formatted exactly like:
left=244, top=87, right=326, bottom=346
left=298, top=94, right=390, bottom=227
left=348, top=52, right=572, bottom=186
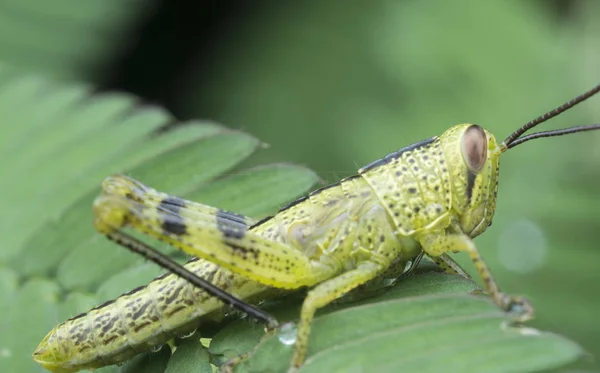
left=505, top=123, right=600, bottom=149
left=502, top=83, right=600, bottom=149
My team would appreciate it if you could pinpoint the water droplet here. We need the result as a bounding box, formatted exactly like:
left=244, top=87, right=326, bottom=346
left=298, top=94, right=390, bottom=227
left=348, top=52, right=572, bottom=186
left=150, top=344, right=163, bottom=353
left=402, top=259, right=413, bottom=273
left=381, top=277, right=396, bottom=287
left=278, top=322, right=297, bottom=345
left=516, top=326, right=541, bottom=336
left=498, top=219, right=547, bottom=274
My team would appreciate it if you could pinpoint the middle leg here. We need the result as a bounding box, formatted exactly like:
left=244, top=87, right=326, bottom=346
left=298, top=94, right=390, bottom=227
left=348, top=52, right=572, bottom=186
left=290, top=261, right=384, bottom=371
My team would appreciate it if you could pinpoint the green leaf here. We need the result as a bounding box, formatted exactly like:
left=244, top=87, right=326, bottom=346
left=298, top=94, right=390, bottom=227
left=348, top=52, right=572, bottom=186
left=120, top=346, right=171, bottom=373
left=0, top=69, right=318, bottom=373
left=188, top=163, right=323, bottom=218
left=164, top=337, right=213, bottom=373
left=209, top=267, right=584, bottom=373
left=11, top=123, right=225, bottom=276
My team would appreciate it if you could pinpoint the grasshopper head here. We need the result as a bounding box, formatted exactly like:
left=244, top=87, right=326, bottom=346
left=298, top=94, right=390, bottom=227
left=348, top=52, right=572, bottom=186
left=440, top=83, right=600, bottom=238
left=440, top=124, right=501, bottom=238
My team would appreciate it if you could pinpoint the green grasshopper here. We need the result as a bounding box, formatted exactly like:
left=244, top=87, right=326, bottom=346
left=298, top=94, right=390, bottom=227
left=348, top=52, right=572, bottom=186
left=33, top=84, right=600, bottom=373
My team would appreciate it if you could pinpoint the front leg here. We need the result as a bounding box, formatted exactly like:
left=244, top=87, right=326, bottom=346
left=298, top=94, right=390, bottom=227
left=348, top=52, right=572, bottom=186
left=418, top=232, right=534, bottom=321
left=290, top=261, right=385, bottom=372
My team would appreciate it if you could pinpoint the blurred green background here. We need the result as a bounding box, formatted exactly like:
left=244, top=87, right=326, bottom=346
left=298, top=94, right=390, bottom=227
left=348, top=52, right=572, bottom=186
left=1, top=0, right=599, bottom=372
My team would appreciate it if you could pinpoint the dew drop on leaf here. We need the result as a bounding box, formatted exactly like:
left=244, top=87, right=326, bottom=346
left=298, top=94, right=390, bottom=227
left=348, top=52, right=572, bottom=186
left=278, top=322, right=297, bottom=346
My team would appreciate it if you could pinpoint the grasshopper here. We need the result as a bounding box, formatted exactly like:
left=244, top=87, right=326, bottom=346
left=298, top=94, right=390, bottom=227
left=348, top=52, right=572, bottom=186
left=33, top=84, right=600, bottom=373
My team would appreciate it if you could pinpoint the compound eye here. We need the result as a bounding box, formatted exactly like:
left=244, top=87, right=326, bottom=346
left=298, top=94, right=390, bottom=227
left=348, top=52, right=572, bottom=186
left=461, top=125, right=487, bottom=172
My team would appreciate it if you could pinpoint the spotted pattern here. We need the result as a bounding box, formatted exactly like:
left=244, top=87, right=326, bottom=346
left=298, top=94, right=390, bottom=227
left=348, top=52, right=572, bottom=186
left=36, top=123, right=506, bottom=373
left=37, top=258, right=269, bottom=371
left=216, top=209, right=247, bottom=239
left=159, top=197, right=188, bottom=235
left=360, top=136, right=450, bottom=235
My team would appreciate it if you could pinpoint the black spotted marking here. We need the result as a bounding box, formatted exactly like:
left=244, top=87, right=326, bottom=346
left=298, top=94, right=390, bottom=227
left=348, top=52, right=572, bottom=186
left=75, top=326, right=92, bottom=344
left=164, top=284, right=185, bottom=305
left=323, top=199, right=339, bottom=207
left=359, top=137, right=437, bottom=173
left=131, top=300, right=151, bottom=320
left=101, top=316, right=118, bottom=334
left=159, top=197, right=188, bottom=235
left=108, top=227, right=279, bottom=327
left=103, top=335, right=119, bottom=345
left=216, top=209, right=247, bottom=239
left=229, top=243, right=259, bottom=260
left=133, top=321, right=152, bottom=333
left=203, top=268, right=217, bottom=283
left=78, top=345, right=91, bottom=353
left=162, top=214, right=187, bottom=235
left=160, top=196, right=187, bottom=209
left=466, top=170, right=477, bottom=204
left=218, top=209, right=246, bottom=224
